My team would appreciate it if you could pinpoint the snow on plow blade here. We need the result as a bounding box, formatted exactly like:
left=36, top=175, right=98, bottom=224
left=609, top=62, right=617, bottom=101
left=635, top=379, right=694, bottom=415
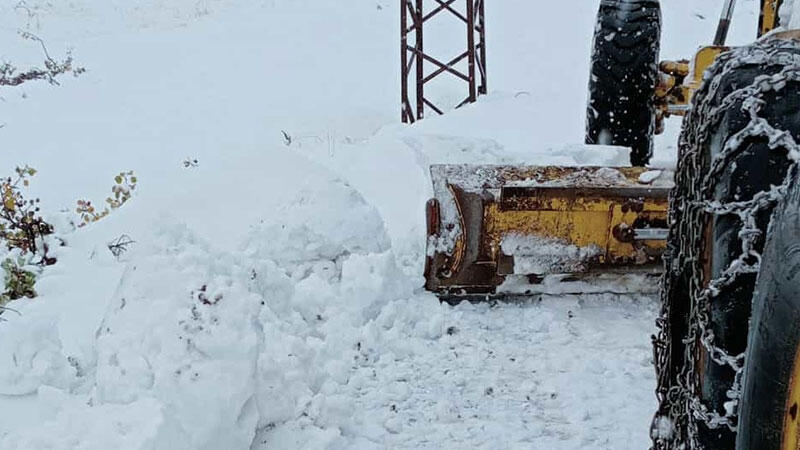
left=424, top=165, right=673, bottom=300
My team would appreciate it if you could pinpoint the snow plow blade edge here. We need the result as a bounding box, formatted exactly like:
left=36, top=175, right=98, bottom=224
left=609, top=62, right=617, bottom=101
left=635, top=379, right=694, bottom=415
left=423, top=165, right=673, bottom=300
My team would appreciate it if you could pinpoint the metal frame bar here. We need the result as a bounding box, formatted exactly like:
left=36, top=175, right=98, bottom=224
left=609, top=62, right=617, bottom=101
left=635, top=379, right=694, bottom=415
left=759, top=0, right=784, bottom=37
left=713, top=0, right=737, bottom=46
left=401, top=0, right=487, bottom=123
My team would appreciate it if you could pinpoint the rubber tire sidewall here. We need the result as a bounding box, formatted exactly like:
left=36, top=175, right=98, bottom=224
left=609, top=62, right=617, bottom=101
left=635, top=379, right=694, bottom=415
left=737, top=174, right=800, bottom=449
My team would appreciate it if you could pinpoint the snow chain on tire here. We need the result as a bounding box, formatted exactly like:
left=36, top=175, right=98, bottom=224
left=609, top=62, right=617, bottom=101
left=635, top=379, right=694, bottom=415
left=651, top=39, right=800, bottom=449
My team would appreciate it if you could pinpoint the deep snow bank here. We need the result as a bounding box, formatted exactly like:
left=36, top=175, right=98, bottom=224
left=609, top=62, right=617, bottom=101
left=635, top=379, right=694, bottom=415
left=0, top=151, right=440, bottom=448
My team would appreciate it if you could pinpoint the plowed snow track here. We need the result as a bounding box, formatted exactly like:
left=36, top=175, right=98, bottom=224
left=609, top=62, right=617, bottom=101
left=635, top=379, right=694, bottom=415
left=261, top=295, right=659, bottom=449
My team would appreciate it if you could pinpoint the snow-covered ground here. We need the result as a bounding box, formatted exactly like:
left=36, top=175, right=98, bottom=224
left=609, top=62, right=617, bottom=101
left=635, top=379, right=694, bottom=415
left=0, top=0, right=763, bottom=448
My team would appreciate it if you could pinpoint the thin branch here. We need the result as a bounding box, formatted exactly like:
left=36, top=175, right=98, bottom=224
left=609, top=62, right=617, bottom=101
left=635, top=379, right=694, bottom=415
left=0, top=32, right=84, bottom=88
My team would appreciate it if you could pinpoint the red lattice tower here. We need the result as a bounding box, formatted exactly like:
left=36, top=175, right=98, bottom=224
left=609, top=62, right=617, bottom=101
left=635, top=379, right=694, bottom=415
left=401, top=0, right=487, bottom=123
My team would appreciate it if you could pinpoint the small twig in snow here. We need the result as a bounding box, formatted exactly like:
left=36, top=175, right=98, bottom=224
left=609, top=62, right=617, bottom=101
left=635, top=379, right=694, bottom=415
left=107, top=234, right=136, bottom=259
left=0, top=304, right=22, bottom=320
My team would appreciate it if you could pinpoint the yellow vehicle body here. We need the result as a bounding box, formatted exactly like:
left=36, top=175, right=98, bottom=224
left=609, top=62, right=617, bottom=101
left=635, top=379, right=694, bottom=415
left=655, top=46, right=728, bottom=128
left=423, top=0, right=791, bottom=301
left=785, top=348, right=800, bottom=450
left=424, top=166, right=670, bottom=299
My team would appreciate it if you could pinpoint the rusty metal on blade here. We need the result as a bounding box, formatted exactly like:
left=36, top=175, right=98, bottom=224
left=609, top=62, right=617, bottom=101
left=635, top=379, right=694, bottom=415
left=424, top=165, right=674, bottom=299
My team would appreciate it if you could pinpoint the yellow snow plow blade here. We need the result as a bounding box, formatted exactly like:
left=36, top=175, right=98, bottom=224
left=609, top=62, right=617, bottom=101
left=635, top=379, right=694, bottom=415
left=423, top=165, right=672, bottom=300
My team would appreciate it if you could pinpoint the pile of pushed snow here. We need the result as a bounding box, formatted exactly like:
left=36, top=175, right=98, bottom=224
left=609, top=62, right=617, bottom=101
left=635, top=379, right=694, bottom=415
left=0, top=152, right=443, bottom=448
left=0, top=1, right=438, bottom=446
left=501, top=234, right=602, bottom=275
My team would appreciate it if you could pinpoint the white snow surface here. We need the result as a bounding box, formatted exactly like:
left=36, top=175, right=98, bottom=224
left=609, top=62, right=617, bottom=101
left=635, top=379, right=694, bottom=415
left=0, top=1, right=760, bottom=448
left=501, top=234, right=602, bottom=275
left=780, top=0, right=800, bottom=30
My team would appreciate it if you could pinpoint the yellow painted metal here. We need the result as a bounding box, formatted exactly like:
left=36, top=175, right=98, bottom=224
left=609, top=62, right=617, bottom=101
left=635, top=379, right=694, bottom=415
left=660, top=60, right=690, bottom=78
left=689, top=46, right=728, bottom=90
left=655, top=73, right=676, bottom=98
left=782, top=343, right=800, bottom=450
left=655, top=1, right=794, bottom=131
left=656, top=46, right=728, bottom=124
left=483, top=192, right=667, bottom=266
left=762, top=0, right=781, bottom=37
left=424, top=166, right=672, bottom=296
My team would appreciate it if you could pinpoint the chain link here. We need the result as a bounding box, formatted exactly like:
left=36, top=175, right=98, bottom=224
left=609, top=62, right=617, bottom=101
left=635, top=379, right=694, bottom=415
left=652, top=40, right=800, bottom=449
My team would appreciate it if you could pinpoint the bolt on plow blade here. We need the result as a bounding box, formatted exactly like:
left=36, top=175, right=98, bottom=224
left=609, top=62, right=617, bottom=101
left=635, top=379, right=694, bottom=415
left=423, top=165, right=673, bottom=301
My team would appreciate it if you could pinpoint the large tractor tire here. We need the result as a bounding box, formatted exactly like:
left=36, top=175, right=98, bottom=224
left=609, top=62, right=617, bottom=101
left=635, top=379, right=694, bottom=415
left=737, top=169, right=800, bottom=449
left=652, top=38, right=800, bottom=449
left=586, top=0, right=661, bottom=167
